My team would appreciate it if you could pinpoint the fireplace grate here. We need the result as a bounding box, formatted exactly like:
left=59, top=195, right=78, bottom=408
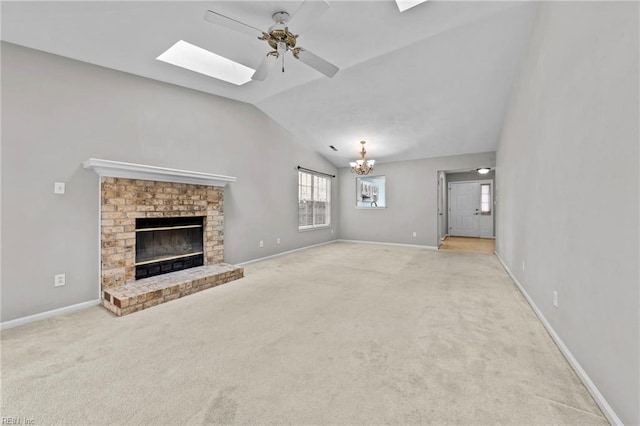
left=135, top=253, right=204, bottom=279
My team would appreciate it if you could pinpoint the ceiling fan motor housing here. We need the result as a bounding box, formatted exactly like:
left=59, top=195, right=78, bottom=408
left=272, top=11, right=290, bottom=24
left=265, top=11, right=298, bottom=50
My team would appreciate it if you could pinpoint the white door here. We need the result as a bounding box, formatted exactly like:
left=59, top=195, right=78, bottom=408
left=448, top=180, right=494, bottom=238
left=449, top=182, right=479, bottom=237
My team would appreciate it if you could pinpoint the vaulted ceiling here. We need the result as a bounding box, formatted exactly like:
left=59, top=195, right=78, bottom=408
left=1, top=1, right=536, bottom=166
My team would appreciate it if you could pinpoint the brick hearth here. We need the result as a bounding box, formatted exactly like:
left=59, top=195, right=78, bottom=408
left=103, top=264, right=243, bottom=316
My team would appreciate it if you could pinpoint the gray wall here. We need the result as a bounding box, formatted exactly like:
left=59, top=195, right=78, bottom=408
left=338, top=152, right=495, bottom=247
left=495, top=2, right=639, bottom=424
left=1, top=42, right=338, bottom=322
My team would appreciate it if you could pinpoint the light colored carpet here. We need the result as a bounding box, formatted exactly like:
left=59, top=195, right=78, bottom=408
left=1, top=242, right=606, bottom=425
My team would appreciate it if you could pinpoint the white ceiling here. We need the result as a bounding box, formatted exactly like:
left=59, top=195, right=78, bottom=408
left=1, top=1, right=536, bottom=167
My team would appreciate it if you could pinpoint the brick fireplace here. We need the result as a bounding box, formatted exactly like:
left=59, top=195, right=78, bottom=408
left=84, top=159, right=243, bottom=316
left=100, top=177, right=224, bottom=287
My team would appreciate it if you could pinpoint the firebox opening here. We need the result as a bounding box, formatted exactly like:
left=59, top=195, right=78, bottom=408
left=135, top=216, right=204, bottom=279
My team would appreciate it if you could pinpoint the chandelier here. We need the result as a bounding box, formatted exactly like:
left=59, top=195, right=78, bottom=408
left=349, top=141, right=375, bottom=175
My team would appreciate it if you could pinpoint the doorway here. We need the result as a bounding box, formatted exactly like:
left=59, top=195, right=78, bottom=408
left=437, top=171, right=447, bottom=247
left=436, top=169, right=496, bottom=251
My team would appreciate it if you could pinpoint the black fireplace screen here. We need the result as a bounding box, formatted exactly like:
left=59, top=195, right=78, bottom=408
left=135, top=217, right=204, bottom=279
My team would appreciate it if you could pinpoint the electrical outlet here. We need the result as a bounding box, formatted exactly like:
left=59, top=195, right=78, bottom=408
left=277, top=238, right=280, bottom=244
left=522, top=261, right=526, bottom=271
left=412, top=232, right=417, bottom=238
left=553, top=291, right=558, bottom=308
left=54, top=182, right=66, bottom=194
left=54, top=273, right=66, bottom=287
left=259, top=240, right=264, bottom=248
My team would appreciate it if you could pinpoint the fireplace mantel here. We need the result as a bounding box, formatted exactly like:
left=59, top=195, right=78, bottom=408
left=83, top=158, right=236, bottom=187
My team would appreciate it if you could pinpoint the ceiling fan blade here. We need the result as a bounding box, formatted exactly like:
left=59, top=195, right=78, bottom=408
left=252, top=54, right=277, bottom=81
left=296, top=49, right=339, bottom=78
left=204, top=10, right=264, bottom=38
left=289, top=0, right=330, bottom=29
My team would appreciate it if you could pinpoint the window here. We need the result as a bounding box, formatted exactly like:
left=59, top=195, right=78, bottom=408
left=356, top=175, right=386, bottom=208
left=481, top=184, right=491, bottom=214
left=298, top=171, right=330, bottom=229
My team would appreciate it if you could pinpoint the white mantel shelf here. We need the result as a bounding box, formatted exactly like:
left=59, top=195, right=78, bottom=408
left=82, top=158, right=236, bottom=187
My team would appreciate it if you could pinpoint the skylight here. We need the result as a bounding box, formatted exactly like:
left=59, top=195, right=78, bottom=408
left=156, top=40, right=255, bottom=86
left=395, top=0, right=428, bottom=12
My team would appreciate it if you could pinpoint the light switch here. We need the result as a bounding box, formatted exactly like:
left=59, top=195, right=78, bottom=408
left=54, top=182, right=66, bottom=194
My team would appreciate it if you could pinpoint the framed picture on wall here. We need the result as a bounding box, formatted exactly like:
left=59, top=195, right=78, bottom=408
left=356, top=175, right=386, bottom=208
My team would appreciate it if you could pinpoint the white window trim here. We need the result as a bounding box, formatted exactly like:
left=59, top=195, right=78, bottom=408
left=298, top=224, right=331, bottom=232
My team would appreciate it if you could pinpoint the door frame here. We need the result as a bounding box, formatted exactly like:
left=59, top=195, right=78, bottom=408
left=437, top=171, right=447, bottom=248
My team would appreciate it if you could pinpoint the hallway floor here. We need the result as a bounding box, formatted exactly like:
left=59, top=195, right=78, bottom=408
left=440, top=236, right=496, bottom=253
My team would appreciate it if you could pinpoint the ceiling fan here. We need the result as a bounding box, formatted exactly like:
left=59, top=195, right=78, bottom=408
left=204, top=0, right=339, bottom=81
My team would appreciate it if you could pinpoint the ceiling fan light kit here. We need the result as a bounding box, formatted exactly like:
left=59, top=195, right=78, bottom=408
left=204, top=0, right=338, bottom=82
left=350, top=141, right=375, bottom=175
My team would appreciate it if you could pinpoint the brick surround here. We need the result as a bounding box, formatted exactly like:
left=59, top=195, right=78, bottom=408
left=99, top=177, right=242, bottom=315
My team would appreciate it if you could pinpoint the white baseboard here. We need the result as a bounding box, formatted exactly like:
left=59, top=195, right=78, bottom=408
left=1, top=299, right=102, bottom=330
left=494, top=252, right=622, bottom=426
left=237, top=239, right=338, bottom=266
left=337, top=239, right=438, bottom=250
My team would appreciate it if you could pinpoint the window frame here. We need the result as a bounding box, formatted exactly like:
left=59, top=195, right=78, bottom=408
left=480, top=183, right=492, bottom=215
left=298, top=171, right=331, bottom=231
left=355, top=175, right=387, bottom=209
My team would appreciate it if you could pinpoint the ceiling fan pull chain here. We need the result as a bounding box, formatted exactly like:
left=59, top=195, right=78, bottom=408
left=282, top=54, right=285, bottom=73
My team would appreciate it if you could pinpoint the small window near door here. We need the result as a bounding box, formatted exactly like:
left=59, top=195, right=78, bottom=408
left=481, top=184, right=491, bottom=214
